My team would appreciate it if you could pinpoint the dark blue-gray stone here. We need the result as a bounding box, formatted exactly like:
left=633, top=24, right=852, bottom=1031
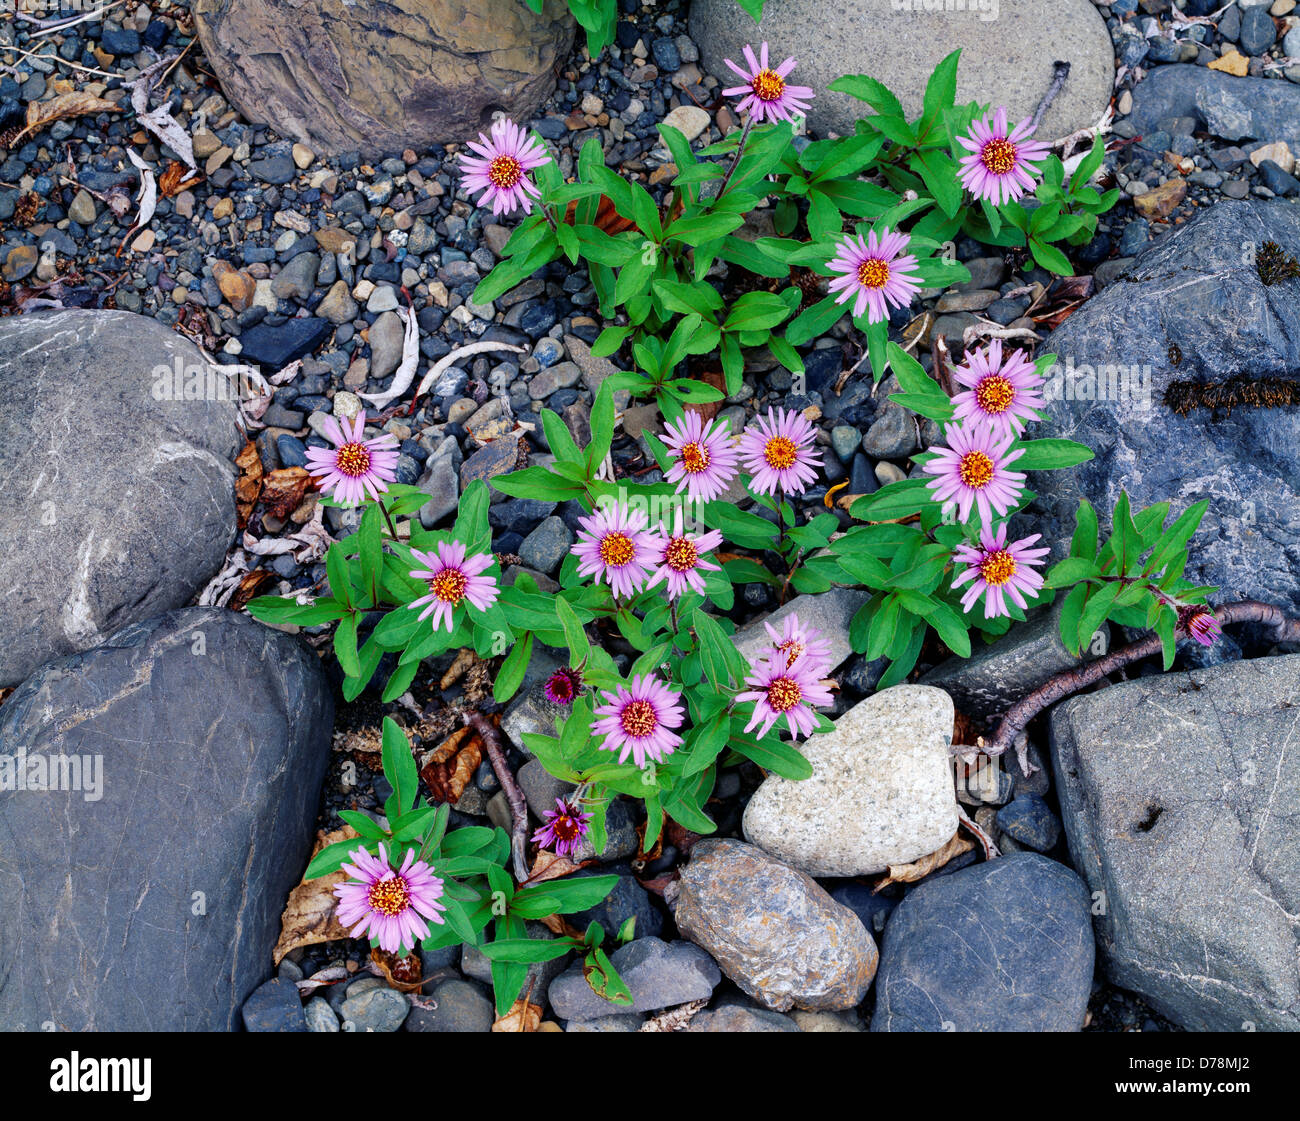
left=996, top=793, right=1063, bottom=852
left=0, top=608, right=333, bottom=1031
left=1028, top=200, right=1300, bottom=615
left=242, top=978, right=307, bottom=1032
left=237, top=316, right=332, bottom=367
left=1129, top=65, right=1300, bottom=152
left=871, top=853, right=1094, bottom=1032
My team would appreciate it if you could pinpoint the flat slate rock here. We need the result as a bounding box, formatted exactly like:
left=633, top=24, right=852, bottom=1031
left=691, top=0, right=1113, bottom=141
left=1051, top=654, right=1300, bottom=1031
left=0, top=310, right=239, bottom=687
left=1128, top=64, right=1300, bottom=153
left=0, top=609, right=333, bottom=1031
left=1029, top=200, right=1300, bottom=615
left=871, top=853, right=1094, bottom=1031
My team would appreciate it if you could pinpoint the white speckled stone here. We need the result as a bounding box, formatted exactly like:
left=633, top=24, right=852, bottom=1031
left=742, top=684, right=958, bottom=877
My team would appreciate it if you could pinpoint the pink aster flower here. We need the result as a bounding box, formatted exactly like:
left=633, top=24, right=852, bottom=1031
left=544, top=665, right=584, bottom=706
left=956, top=107, right=1051, bottom=206
left=531, top=797, right=593, bottom=858
left=572, top=502, right=661, bottom=599
left=921, top=421, right=1026, bottom=527
left=458, top=118, right=551, bottom=217
left=662, top=411, right=740, bottom=503
left=1180, top=606, right=1221, bottom=647
left=647, top=511, right=723, bottom=600
left=333, top=842, right=446, bottom=956
left=721, top=42, right=815, bottom=124
left=827, top=227, right=923, bottom=325
left=951, top=524, right=1050, bottom=619
left=737, top=652, right=834, bottom=741
left=591, top=674, right=685, bottom=768
left=764, top=613, right=833, bottom=677
left=304, top=413, right=400, bottom=506
left=407, top=540, right=499, bottom=632
left=738, top=407, right=822, bottom=496
left=951, top=339, right=1046, bottom=440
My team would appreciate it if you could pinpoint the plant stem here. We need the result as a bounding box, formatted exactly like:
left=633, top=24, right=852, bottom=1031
left=378, top=497, right=400, bottom=542
left=716, top=114, right=756, bottom=200
left=964, top=600, right=1300, bottom=773
left=463, top=709, right=530, bottom=881
left=1031, top=61, right=1071, bottom=132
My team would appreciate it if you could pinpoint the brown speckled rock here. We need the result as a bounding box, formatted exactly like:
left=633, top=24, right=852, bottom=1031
left=673, top=839, right=877, bottom=1011
left=194, top=0, right=575, bottom=157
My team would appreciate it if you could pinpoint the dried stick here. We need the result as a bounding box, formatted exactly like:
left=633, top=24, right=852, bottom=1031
left=1031, top=62, right=1071, bottom=133
left=463, top=709, right=529, bottom=881
left=964, top=600, right=1300, bottom=774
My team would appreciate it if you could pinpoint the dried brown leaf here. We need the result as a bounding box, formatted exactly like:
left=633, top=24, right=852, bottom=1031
left=234, top=439, right=263, bottom=529
left=369, top=948, right=424, bottom=993
left=272, top=825, right=359, bottom=964
left=158, top=160, right=202, bottom=198
left=260, top=467, right=311, bottom=520
left=874, top=831, right=974, bottom=891
left=524, top=848, right=594, bottom=886
left=418, top=725, right=482, bottom=805
left=227, top=568, right=272, bottom=612
left=492, top=998, right=543, bottom=1032
left=439, top=647, right=478, bottom=689
left=14, top=91, right=119, bottom=144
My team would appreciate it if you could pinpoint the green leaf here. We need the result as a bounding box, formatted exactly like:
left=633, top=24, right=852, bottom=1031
left=829, top=73, right=905, bottom=119
left=493, top=632, right=533, bottom=704
left=1014, top=438, right=1095, bottom=471
left=381, top=716, right=419, bottom=817
left=1029, top=237, right=1073, bottom=277
left=1070, top=499, right=1099, bottom=562
left=733, top=735, right=814, bottom=780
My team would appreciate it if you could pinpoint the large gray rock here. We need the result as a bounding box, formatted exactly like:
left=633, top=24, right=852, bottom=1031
left=0, top=310, right=239, bottom=687
left=194, top=0, right=575, bottom=157
left=673, top=839, right=877, bottom=1011
left=1050, top=655, right=1300, bottom=1032
left=871, top=853, right=1094, bottom=1031
left=549, top=936, right=721, bottom=1022
left=920, top=601, right=1110, bottom=718
left=1128, top=64, right=1300, bottom=153
left=1029, top=201, right=1300, bottom=615
left=691, top=0, right=1113, bottom=141
left=0, top=609, right=333, bottom=1031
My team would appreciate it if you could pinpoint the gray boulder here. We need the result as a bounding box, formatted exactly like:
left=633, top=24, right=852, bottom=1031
left=548, top=936, right=721, bottom=1022
left=691, top=0, right=1113, bottom=141
left=871, top=853, right=1094, bottom=1031
left=1051, top=654, right=1300, bottom=1031
left=0, top=609, right=333, bottom=1031
left=0, top=310, right=240, bottom=687
left=1029, top=200, right=1300, bottom=614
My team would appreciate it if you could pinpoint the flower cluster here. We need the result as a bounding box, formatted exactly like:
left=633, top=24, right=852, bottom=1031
left=738, top=615, right=835, bottom=740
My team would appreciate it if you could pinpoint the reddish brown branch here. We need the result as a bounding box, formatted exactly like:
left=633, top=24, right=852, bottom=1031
left=963, top=600, right=1300, bottom=774
left=463, top=709, right=530, bottom=881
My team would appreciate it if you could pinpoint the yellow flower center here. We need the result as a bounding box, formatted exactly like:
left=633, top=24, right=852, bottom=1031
left=764, top=435, right=799, bottom=470
left=664, top=536, right=699, bottom=572
left=776, top=638, right=805, bottom=668
left=620, top=698, right=657, bottom=738
left=488, top=154, right=522, bottom=189
left=959, top=450, right=995, bottom=489
left=751, top=69, right=786, bottom=102
left=367, top=875, right=411, bottom=917
left=430, top=568, right=468, bottom=605
left=680, top=441, right=711, bottom=474
left=974, top=374, right=1015, bottom=415
left=336, top=443, right=372, bottom=478
left=766, top=676, right=803, bottom=712
left=979, top=549, right=1017, bottom=586
left=981, top=137, right=1018, bottom=176
left=599, top=531, right=636, bottom=567
left=857, top=257, right=890, bottom=290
